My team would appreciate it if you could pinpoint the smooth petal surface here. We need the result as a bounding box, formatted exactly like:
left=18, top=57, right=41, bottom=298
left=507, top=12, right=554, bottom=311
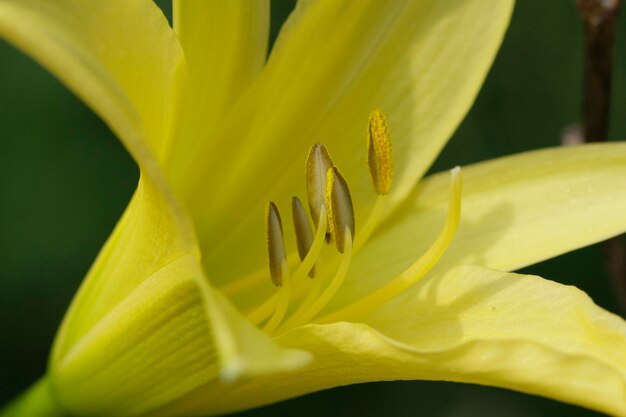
left=165, top=0, right=270, bottom=176
left=175, top=0, right=514, bottom=286
left=331, top=143, right=626, bottom=307
left=159, top=266, right=626, bottom=416
left=0, top=0, right=184, bottom=162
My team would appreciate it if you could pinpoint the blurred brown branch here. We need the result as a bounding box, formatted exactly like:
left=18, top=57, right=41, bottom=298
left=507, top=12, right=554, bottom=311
left=575, top=0, right=626, bottom=314
left=576, top=0, right=621, bottom=142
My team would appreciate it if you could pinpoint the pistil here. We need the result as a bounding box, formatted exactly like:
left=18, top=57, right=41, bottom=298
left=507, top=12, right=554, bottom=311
left=245, top=109, right=461, bottom=336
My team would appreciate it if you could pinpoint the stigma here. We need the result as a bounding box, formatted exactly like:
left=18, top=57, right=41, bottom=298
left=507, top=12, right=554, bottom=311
left=248, top=109, right=462, bottom=335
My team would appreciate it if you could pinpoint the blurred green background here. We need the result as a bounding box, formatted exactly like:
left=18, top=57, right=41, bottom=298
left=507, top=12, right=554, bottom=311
left=1, top=1, right=625, bottom=416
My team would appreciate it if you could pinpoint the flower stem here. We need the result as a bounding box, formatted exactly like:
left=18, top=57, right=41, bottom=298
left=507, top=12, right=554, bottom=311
left=0, top=377, right=66, bottom=417
left=574, top=0, right=626, bottom=315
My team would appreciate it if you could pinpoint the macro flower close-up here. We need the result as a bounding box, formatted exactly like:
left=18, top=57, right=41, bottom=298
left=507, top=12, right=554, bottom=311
left=2, top=0, right=626, bottom=416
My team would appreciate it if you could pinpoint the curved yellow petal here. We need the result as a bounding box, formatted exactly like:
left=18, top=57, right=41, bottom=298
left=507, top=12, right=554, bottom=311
left=0, top=2, right=309, bottom=415
left=51, top=177, right=197, bottom=357
left=174, top=0, right=514, bottom=287
left=165, top=0, right=270, bottom=177
left=360, top=265, right=626, bottom=417
left=0, top=0, right=185, bottom=162
left=47, top=176, right=309, bottom=416
left=159, top=266, right=626, bottom=417
left=334, top=143, right=626, bottom=306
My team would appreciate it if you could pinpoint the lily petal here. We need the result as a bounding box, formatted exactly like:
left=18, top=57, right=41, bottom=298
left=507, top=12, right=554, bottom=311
left=176, top=0, right=514, bottom=286
left=160, top=266, right=626, bottom=417
left=335, top=143, right=626, bottom=306
left=0, top=0, right=184, bottom=160
left=48, top=175, right=309, bottom=416
left=165, top=1, right=270, bottom=177
left=0, top=3, right=311, bottom=413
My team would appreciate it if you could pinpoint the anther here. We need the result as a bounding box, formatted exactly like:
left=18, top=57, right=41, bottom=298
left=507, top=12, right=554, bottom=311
left=306, top=143, right=334, bottom=229
left=292, top=196, right=315, bottom=277
left=325, top=166, right=355, bottom=253
left=368, top=108, right=393, bottom=195
left=266, top=201, right=286, bottom=286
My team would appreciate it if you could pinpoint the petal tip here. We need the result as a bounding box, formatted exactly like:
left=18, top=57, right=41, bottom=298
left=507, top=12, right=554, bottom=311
left=219, top=358, right=245, bottom=384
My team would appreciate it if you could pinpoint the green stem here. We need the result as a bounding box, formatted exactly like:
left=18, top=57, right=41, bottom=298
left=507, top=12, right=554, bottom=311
left=1, top=377, right=67, bottom=417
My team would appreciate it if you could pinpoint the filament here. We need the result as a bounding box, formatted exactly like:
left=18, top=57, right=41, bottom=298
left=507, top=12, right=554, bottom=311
left=290, top=206, right=327, bottom=282
left=246, top=292, right=279, bottom=325
left=315, top=168, right=462, bottom=323
left=353, top=194, right=388, bottom=254
left=263, top=261, right=292, bottom=334
left=241, top=111, right=461, bottom=336
left=280, top=229, right=353, bottom=331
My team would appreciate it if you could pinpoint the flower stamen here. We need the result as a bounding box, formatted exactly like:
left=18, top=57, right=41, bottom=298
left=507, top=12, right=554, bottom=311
left=368, top=108, right=393, bottom=195
left=279, top=229, right=353, bottom=331
left=246, top=202, right=288, bottom=328
left=353, top=196, right=387, bottom=254
left=246, top=292, right=279, bottom=326
left=265, top=201, right=287, bottom=287
left=306, top=143, right=334, bottom=232
left=248, top=110, right=460, bottom=335
left=315, top=167, right=462, bottom=323
left=325, top=166, right=355, bottom=254
left=292, top=196, right=316, bottom=277
left=278, top=167, right=357, bottom=331
left=290, top=205, right=328, bottom=282
left=354, top=108, right=394, bottom=252
left=257, top=202, right=292, bottom=333
left=263, top=261, right=291, bottom=334
left=247, top=205, right=327, bottom=326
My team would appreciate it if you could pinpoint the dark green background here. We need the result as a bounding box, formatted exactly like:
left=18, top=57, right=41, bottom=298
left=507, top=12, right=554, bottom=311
left=1, top=1, right=625, bottom=416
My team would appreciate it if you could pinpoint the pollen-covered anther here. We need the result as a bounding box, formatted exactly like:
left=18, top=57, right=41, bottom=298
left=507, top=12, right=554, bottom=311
left=306, top=143, right=334, bottom=229
left=292, top=196, right=315, bottom=277
left=368, top=108, right=393, bottom=195
left=325, top=166, right=355, bottom=253
left=266, top=201, right=286, bottom=286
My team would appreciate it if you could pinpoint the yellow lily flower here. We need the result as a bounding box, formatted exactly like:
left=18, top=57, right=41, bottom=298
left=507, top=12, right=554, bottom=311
left=2, top=1, right=626, bottom=416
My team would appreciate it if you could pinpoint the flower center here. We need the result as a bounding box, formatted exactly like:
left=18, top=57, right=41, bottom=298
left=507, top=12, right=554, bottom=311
left=240, top=109, right=462, bottom=336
